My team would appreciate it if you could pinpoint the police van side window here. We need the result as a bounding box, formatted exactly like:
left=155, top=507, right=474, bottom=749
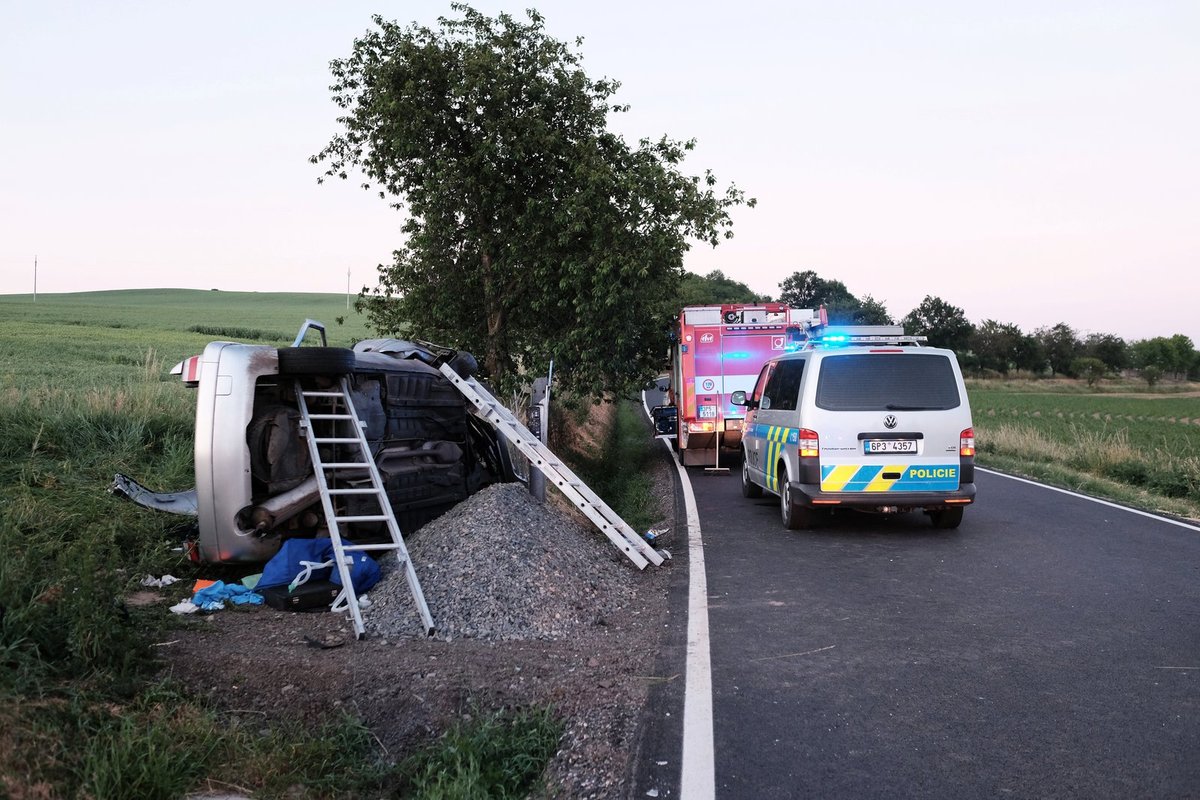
left=751, top=364, right=773, bottom=407
left=763, top=360, right=805, bottom=412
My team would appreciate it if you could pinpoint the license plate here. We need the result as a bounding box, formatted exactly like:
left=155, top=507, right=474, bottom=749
left=698, top=405, right=717, bottom=419
left=864, top=439, right=916, bottom=454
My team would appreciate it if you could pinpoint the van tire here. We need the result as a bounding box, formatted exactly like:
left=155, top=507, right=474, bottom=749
left=781, top=475, right=813, bottom=530
left=277, top=347, right=356, bottom=376
left=742, top=456, right=763, bottom=498
left=930, top=507, right=964, bottom=529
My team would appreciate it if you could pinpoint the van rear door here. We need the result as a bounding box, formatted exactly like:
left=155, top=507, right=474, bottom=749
left=812, top=351, right=967, bottom=494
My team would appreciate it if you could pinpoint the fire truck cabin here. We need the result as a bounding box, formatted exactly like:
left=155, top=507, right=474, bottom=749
left=669, top=303, right=821, bottom=466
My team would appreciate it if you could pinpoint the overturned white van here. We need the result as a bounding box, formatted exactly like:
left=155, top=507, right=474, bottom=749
left=113, top=321, right=515, bottom=563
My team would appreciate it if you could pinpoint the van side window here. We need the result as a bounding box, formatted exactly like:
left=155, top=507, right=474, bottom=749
left=751, top=364, right=773, bottom=406
left=762, top=360, right=805, bottom=412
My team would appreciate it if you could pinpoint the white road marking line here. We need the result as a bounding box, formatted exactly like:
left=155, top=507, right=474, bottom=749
left=670, top=443, right=715, bottom=800
left=977, top=467, right=1200, bottom=532
left=644, top=390, right=715, bottom=799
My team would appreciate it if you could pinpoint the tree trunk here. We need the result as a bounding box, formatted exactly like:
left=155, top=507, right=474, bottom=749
left=481, top=252, right=506, bottom=384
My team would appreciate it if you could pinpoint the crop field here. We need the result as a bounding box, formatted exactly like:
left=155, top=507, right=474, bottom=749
left=1, top=290, right=406, bottom=796
left=969, top=383, right=1200, bottom=517
left=0, top=289, right=374, bottom=391
left=0, top=289, right=621, bottom=798
left=1, top=291, right=1197, bottom=795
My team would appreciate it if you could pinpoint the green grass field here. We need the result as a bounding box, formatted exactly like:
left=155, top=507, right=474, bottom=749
left=2, top=291, right=1196, bottom=797
left=969, top=382, right=1200, bottom=519
left=0, top=288, right=372, bottom=338
left=0, top=290, right=568, bottom=799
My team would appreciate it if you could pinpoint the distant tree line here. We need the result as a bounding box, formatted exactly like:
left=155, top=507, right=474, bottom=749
left=680, top=269, right=1200, bottom=383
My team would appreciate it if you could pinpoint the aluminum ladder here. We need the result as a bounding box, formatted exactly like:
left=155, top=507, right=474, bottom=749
left=294, top=378, right=435, bottom=638
left=436, top=364, right=665, bottom=570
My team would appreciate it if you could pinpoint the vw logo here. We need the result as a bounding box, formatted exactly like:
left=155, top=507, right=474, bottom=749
left=884, top=414, right=898, bottom=429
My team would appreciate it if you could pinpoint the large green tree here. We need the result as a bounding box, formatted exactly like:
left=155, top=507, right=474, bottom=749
left=679, top=269, right=765, bottom=306
left=901, top=295, right=974, bottom=353
left=778, top=270, right=855, bottom=317
left=775, top=270, right=891, bottom=324
left=1082, top=332, right=1127, bottom=372
left=1131, top=334, right=1198, bottom=379
left=971, top=320, right=1026, bottom=375
left=1035, top=323, right=1082, bottom=376
left=314, top=5, right=752, bottom=395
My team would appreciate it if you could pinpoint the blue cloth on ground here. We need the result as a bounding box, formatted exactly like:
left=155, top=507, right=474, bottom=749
left=257, top=538, right=381, bottom=594
left=191, top=580, right=264, bottom=611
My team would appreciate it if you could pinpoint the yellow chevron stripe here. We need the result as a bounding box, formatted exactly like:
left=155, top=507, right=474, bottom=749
left=864, top=464, right=907, bottom=492
left=767, top=440, right=781, bottom=491
left=821, top=464, right=858, bottom=492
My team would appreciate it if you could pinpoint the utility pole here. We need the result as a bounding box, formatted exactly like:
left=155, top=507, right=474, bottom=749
left=346, top=267, right=351, bottom=310
left=33, top=255, right=37, bottom=302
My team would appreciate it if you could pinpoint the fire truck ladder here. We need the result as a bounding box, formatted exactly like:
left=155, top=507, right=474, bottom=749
left=294, top=378, right=434, bottom=638
left=437, top=364, right=665, bottom=570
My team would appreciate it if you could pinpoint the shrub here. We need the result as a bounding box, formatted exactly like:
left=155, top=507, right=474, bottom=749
left=1147, top=469, right=1191, bottom=498
left=1104, top=460, right=1150, bottom=486
left=1071, top=357, right=1108, bottom=388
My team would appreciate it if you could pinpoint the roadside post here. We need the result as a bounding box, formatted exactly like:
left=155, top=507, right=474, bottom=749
left=527, top=368, right=552, bottom=501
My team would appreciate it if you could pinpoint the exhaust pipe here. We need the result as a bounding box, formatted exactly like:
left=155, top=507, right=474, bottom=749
left=236, top=476, right=321, bottom=534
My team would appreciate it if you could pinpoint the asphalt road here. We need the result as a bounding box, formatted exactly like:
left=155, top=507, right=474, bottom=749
left=689, top=465, right=1200, bottom=799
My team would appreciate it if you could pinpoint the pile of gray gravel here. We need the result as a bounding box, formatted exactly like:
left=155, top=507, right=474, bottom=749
left=363, top=482, right=644, bottom=642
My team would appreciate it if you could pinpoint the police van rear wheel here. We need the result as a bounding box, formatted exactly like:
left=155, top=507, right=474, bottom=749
left=742, top=456, right=763, bottom=498
left=930, top=507, right=964, bottom=529
left=781, top=477, right=813, bottom=530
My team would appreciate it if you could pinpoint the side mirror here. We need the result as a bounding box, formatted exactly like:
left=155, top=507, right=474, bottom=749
left=730, top=390, right=748, bottom=407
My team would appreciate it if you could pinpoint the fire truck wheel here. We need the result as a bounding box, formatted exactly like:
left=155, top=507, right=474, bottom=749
left=742, top=457, right=763, bottom=498
left=276, top=347, right=356, bottom=376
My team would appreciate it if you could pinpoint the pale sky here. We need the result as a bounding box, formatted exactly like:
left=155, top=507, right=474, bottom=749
left=2, top=1, right=1197, bottom=344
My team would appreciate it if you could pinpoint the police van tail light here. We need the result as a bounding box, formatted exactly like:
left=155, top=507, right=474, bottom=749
left=960, top=428, right=975, bottom=457
left=799, top=429, right=819, bottom=458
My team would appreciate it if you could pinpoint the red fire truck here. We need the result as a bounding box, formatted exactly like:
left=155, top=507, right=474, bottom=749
left=666, top=303, right=824, bottom=466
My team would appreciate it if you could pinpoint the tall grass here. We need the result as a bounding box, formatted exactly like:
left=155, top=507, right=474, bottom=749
left=559, top=400, right=663, bottom=533
left=1, top=291, right=568, bottom=798
left=973, top=382, right=1200, bottom=517
left=397, top=706, right=563, bottom=799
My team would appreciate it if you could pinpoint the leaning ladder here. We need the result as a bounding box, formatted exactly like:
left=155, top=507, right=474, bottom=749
left=436, top=364, right=665, bottom=570
left=294, top=378, right=435, bottom=638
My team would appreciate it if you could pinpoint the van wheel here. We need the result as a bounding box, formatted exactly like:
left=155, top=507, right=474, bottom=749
left=277, top=347, right=356, bottom=376
left=781, top=476, right=813, bottom=530
left=742, top=456, right=763, bottom=498
left=930, top=507, right=964, bottom=529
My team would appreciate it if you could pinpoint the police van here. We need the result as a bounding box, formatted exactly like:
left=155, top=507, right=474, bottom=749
left=731, top=326, right=976, bottom=530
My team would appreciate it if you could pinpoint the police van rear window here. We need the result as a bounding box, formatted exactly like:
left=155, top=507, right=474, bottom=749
left=815, top=354, right=961, bottom=411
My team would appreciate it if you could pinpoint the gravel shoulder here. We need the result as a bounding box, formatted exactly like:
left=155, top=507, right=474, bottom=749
left=159, top=414, right=680, bottom=798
